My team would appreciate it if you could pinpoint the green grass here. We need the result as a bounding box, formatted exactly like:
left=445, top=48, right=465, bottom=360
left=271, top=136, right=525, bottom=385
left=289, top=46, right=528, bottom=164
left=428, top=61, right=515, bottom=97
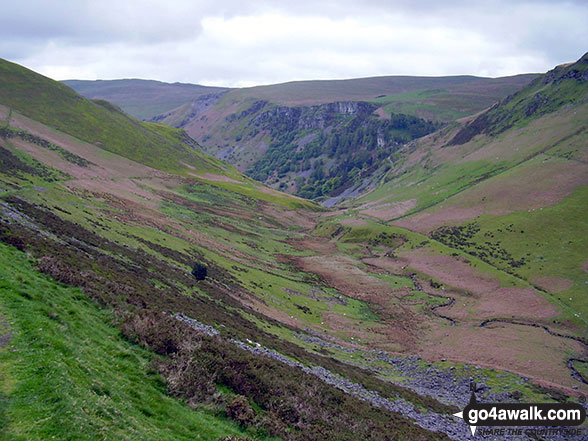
left=63, top=79, right=228, bottom=121
left=572, top=360, right=588, bottom=383
left=367, top=89, right=474, bottom=122
left=0, top=59, right=231, bottom=176
left=202, top=180, right=320, bottom=210
left=0, top=242, right=259, bottom=441
left=448, top=53, right=588, bottom=144
left=444, top=186, right=588, bottom=327
left=358, top=158, right=509, bottom=216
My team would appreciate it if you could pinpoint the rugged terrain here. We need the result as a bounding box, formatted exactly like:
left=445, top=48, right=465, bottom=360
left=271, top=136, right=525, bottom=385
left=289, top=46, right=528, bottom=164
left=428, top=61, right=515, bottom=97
left=68, top=74, right=538, bottom=198
left=0, top=55, right=587, bottom=441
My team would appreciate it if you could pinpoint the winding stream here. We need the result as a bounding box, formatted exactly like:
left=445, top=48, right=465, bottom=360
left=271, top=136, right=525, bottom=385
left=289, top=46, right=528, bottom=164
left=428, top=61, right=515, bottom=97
left=480, top=318, right=588, bottom=386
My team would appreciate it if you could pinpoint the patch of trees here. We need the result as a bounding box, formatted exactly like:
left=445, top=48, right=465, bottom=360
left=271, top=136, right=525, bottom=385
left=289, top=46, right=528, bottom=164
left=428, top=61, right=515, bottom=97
left=246, top=103, right=441, bottom=199
left=431, top=222, right=527, bottom=270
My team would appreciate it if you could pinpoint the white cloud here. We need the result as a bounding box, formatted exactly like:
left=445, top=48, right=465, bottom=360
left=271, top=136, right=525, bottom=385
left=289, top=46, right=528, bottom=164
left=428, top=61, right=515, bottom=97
left=1, top=0, right=587, bottom=86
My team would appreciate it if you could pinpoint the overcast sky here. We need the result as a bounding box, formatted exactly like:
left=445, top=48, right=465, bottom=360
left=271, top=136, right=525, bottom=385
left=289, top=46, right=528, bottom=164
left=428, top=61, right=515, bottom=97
left=2, top=0, right=587, bottom=87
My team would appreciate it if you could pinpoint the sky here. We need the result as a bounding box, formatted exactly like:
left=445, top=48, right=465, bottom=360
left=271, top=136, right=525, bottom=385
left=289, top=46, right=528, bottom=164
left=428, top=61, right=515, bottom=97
left=2, top=0, right=587, bottom=87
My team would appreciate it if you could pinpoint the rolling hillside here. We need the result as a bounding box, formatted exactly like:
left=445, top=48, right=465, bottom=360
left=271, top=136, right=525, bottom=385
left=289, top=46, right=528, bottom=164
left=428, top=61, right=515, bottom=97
left=153, top=75, right=537, bottom=199
left=0, top=57, right=586, bottom=441
left=333, top=52, right=588, bottom=381
left=0, top=59, right=455, bottom=441
left=0, top=59, right=236, bottom=176
left=64, top=78, right=230, bottom=121
left=67, top=72, right=537, bottom=199
left=208, top=74, right=538, bottom=114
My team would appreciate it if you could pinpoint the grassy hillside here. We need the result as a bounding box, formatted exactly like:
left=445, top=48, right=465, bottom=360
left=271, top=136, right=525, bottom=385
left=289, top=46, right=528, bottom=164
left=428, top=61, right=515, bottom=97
left=150, top=73, right=537, bottom=199
left=449, top=52, right=588, bottom=145
left=65, top=69, right=537, bottom=201
left=347, top=53, right=588, bottom=330
left=366, top=74, right=538, bottom=122
left=63, top=79, right=229, bottom=121
left=0, top=242, right=260, bottom=441
left=0, top=133, right=451, bottom=440
left=1, top=57, right=586, bottom=441
left=0, top=59, right=229, bottom=175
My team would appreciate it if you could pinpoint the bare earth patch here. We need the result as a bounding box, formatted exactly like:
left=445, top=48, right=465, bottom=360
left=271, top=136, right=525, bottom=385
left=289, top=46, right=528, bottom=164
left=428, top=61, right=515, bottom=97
left=190, top=172, right=241, bottom=183
left=340, top=217, right=369, bottom=226
left=360, top=199, right=417, bottom=221
left=532, top=276, right=574, bottom=293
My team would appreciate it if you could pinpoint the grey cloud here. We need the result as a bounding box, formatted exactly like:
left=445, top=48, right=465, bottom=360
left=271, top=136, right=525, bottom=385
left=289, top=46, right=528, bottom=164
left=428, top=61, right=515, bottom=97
left=2, top=0, right=587, bottom=86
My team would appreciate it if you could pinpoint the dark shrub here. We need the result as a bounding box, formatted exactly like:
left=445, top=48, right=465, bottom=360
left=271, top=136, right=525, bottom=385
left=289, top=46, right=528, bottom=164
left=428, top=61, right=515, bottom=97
left=121, top=310, right=185, bottom=355
left=158, top=355, right=217, bottom=406
left=37, top=255, right=88, bottom=287
left=192, top=262, right=207, bottom=281
left=226, top=395, right=256, bottom=426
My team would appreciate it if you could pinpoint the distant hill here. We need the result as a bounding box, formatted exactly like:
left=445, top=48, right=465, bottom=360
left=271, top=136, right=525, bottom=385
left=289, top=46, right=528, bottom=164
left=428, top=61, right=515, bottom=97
left=151, top=74, right=536, bottom=199
left=63, top=78, right=230, bottom=120
left=351, top=52, right=588, bottom=229
left=448, top=53, right=588, bottom=144
left=224, top=74, right=538, bottom=120
left=66, top=72, right=538, bottom=200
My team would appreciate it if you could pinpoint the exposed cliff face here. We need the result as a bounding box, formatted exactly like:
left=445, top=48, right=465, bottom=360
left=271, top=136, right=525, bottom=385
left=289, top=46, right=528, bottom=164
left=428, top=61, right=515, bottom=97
left=139, top=74, right=537, bottom=200
left=227, top=100, right=440, bottom=200
left=248, top=101, right=376, bottom=131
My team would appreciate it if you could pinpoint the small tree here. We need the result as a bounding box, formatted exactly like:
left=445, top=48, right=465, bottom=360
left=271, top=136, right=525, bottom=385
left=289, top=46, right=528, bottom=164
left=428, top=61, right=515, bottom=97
left=191, top=262, right=207, bottom=281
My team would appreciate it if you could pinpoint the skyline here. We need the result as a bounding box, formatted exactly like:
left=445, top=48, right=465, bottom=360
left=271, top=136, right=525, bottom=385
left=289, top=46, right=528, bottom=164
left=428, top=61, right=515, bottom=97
left=2, top=1, right=587, bottom=87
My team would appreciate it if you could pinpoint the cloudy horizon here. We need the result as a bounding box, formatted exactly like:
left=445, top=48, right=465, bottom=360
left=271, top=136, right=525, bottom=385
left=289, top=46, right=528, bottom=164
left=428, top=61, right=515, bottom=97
left=2, top=0, right=587, bottom=87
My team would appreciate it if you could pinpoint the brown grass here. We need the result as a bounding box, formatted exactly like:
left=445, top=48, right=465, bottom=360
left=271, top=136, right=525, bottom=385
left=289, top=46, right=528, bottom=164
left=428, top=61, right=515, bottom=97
left=7, top=112, right=162, bottom=180
left=420, top=322, right=587, bottom=393
left=395, top=156, right=587, bottom=233
left=190, top=172, right=241, bottom=183
left=531, top=277, right=574, bottom=293
left=288, top=238, right=421, bottom=351
left=401, top=249, right=499, bottom=294
left=360, top=199, right=417, bottom=221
